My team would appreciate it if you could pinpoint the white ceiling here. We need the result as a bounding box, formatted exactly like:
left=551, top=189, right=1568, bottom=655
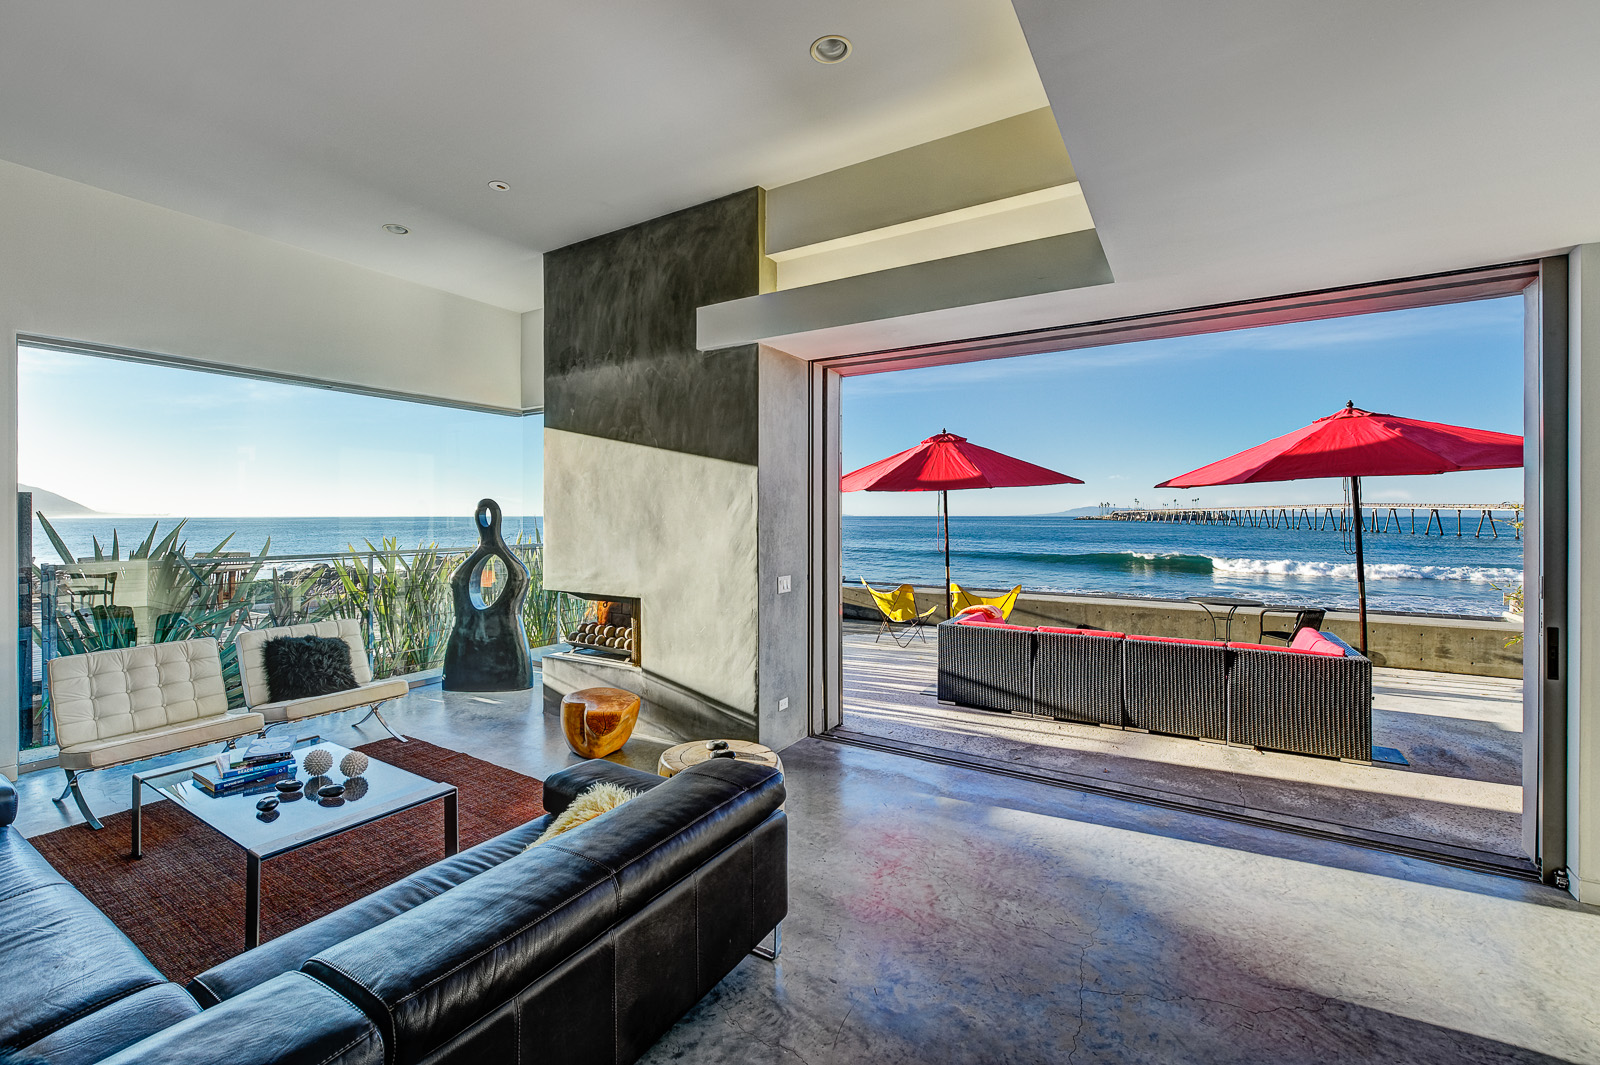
left=0, top=0, right=1046, bottom=312
left=754, top=0, right=1600, bottom=359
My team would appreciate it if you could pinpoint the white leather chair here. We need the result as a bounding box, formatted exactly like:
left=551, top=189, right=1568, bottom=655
left=234, top=618, right=409, bottom=743
left=47, top=638, right=266, bottom=829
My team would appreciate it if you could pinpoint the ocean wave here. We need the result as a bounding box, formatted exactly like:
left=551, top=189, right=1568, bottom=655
left=1211, top=558, right=1522, bottom=583
left=957, top=549, right=1216, bottom=575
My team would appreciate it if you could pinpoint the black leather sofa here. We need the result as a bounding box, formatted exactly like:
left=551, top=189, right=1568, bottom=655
left=0, top=756, right=786, bottom=1065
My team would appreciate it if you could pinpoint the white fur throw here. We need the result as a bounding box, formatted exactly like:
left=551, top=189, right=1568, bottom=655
left=528, top=781, right=637, bottom=848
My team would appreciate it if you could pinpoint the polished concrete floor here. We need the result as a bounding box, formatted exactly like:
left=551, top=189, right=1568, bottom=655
left=842, top=621, right=1525, bottom=860
left=12, top=681, right=1600, bottom=1063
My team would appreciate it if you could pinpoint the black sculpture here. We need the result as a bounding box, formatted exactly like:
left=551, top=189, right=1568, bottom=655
left=443, top=498, right=533, bottom=691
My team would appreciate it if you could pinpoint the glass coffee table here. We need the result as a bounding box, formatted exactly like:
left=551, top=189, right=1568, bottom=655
left=131, top=740, right=458, bottom=948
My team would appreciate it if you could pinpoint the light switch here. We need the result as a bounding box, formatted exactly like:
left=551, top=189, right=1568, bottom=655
left=778, top=697, right=790, bottom=712
left=777, top=575, right=792, bottom=594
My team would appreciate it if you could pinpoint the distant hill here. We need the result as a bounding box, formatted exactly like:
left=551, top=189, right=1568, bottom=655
left=20, top=484, right=102, bottom=517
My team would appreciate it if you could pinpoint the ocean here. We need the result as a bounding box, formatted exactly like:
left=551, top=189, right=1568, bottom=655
left=844, top=514, right=1523, bottom=617
left=30, top=511, right=1524, bottom=617
left=29, top=515, right=544, bottom=563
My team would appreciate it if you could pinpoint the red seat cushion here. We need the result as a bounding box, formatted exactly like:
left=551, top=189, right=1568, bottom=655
left=1290, top=628, right=1346, bottom=656
left=1125, top=635, right=1226, bottom=648
left=958, top=618, right=1033, bottom=631
left=1038, top=627, right=1125, bottom=638
left=955, top=604, right=1005, bottom=621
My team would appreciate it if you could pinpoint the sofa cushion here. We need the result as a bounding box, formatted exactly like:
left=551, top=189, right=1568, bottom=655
left=1125, top=635, right=1226, bottom=648
left=954, top=604, right=1005, bottom=621
left=250, top=678, right=409, bottom=726
left=237, top=620, right=376, bottom=710
left=955, top=618, right=1032, bottom=631
left=48, top=640, right=230, bottom=751
left=1289, top=628, right=1347, bottom=656
left=542, top=759, right=665, bottom=817
left=20, top=982, right=199, bottom=1065
left=56, top=711, right=264, bottom=771
left=96, top=973, right=384, bottom=1065
left=188, top=812, right=555, bottom=1006
left=0, top=777, right=15, bottom=829
left=0, top=831, right=167, bottom=1050
left=1037, top=627, right=1125, bottom=638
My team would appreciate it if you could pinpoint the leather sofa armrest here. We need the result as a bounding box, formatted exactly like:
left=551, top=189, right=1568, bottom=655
left=543, top=759, right=664, bottom=815
left=0, top=775, right=16, bottom=828
left=95, top=973, right=383, bottom=1065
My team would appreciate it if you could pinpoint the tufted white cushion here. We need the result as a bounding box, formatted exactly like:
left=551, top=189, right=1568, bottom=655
left=49, top=638, right=231, bottom=750
left=235, top=618, right=374, bottom=710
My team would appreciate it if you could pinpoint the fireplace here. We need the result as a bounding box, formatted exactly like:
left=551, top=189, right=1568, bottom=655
left=561, top=593, right=641, bottom=667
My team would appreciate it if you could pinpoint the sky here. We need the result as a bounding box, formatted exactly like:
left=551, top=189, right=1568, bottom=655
left=841, top=296, right=1526, bottom=516
left=19, top=294, right=1523, bottom=519
left=17, top=348, right=542, bottom=517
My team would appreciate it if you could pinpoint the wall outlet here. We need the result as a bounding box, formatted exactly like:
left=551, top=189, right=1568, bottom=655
left=778, top=697, right=789, bottom=712
left=777, top=575, right=792, bottom=594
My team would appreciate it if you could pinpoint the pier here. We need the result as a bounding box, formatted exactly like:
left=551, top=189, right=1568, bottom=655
left=1079, top=503, right=1522, bottom=538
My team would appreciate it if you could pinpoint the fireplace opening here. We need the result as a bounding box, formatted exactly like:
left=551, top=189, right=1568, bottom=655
left=561, top=594, right=641, bottom=667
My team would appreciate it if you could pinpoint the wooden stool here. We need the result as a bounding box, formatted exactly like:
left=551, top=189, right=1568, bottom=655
left=560, top=687, right=641, bottom=758
left=657, top=739, right=781, bottom=778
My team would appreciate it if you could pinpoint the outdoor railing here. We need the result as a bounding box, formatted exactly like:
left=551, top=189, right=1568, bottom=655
left=21, top=537, right=580, bottom=752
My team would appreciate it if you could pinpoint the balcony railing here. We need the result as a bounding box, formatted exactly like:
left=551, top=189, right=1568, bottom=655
left=20, top=539, right=580, bottom=752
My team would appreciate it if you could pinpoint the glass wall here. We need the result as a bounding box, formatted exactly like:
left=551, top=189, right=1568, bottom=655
left=17, top=346, right=548, bottom=750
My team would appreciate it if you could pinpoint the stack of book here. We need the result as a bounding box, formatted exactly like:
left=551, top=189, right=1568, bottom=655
left=192, top=738, right=298, bottom=796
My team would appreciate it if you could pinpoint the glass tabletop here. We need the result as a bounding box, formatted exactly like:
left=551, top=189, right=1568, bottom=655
left=140, top=741, right=453, bottom=859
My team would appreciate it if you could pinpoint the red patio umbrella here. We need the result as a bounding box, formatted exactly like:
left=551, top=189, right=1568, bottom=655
left=843, top=431, right=1083, bottom=617
left=1155, top=402, right=1523, bottom=653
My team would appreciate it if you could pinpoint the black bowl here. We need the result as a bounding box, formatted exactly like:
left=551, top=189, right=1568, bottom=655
left=255, top=797, right=280, bottom=812
left=275, top=779, right=304, bottom=794
left=317, top=783, right=346, bottom=800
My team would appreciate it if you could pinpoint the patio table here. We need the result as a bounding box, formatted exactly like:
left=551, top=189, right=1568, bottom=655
left=1186, top=596, right=1264, bottom=641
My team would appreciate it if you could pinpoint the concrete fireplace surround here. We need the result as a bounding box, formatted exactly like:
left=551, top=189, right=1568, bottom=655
left=541, top=189, right=809, bottom=749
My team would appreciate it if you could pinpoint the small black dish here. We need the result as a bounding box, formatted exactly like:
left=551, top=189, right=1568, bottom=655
left=255, top=797, right=279, bottom=812
left=318, top=783, right=346, bottom=800
left=275, top=779, right=303, bottom=795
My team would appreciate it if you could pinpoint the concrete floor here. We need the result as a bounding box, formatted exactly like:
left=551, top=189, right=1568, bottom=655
left=12, top=679, right=1600, bottom=1062
left=842, top=622, right=1526, bottom=861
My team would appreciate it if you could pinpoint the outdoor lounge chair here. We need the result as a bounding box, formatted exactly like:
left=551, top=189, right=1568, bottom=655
left=861, top=580, right=938, bottom=646
left=47, top=638, right=266, bottom=829
left=235, top=618, right=409, bottom=741
left=950, top=583, right=1021, bottom=620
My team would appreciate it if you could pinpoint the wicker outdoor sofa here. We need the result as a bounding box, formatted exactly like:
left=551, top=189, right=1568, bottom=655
left=936, top=615, right=1372, bottom=762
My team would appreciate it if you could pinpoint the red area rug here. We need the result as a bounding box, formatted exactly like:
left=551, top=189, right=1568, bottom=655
left=29, top=739, right=545, bottom=983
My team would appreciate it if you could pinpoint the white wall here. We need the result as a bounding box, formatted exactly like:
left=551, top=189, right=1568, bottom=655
left=0, top=159, right=527, bottom=777
left=1568, top=244, right=1600, bottom=902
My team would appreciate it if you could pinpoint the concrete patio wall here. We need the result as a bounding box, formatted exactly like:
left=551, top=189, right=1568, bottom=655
left=842, top=584, right=1524, bottom=679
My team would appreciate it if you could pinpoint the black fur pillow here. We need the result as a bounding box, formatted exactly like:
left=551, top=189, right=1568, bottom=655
left=263, top=635, right=358, bottom=702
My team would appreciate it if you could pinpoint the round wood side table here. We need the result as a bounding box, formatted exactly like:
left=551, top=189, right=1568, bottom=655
left=657, top=739, right=782, bottom=778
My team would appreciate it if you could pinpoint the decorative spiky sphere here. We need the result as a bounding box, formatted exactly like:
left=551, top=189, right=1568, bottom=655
left=339, top=751, right=369, bottom=778
left=301, top=748, right=334, bottom=776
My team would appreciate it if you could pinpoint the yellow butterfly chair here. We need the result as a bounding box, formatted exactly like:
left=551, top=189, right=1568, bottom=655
left=861, top=580, right=938, bottom=646
left=950, top=583, right=1022, bottom=621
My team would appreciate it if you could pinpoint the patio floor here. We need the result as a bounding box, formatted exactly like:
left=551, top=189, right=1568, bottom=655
left=840, top=620, right=1525, bottom=862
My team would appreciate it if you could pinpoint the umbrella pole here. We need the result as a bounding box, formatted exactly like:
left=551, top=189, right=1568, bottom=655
left=1351, top=475, right=1369, bottom=656
left=942, top=489, right=952, bottom=619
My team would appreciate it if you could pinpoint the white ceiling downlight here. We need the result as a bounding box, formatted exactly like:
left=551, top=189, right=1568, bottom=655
left=811, top=35, right=851, bottom=63
left=382, top=223, right=410, bottom=235
left=487, top=181, right=510, bottom=191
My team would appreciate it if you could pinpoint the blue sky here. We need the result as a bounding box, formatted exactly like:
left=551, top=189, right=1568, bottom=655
left=842, top=296, right=1526, bottom=516
left=18, top=349, right=541, bottom=517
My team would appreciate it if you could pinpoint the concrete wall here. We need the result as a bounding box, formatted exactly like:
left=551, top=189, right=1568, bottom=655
left=842, top=585, right=1525, bottom=679
left=1567, top=243, right=1600, bottom=903
left=757, top=346, right=811, bottom=751
left=0, top=159, right=528, bottom=779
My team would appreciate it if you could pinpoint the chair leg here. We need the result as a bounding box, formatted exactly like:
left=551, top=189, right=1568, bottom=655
left=751, top=923, right=782, bottom=961
left=353, top=702, right=407, bottom=742
left=54, top=769, right=104, bottom=831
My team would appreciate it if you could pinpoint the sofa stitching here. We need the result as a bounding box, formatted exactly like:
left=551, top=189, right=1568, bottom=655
left=389, top=878, right=613, bottom=1007
left=20, top=975, right=165, bottom=1042
left=313, top=1029, right=373, bottom=1065
left=0, top=879, right=70, bottom=905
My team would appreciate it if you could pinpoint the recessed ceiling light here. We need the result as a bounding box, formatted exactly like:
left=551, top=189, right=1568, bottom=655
left=487, top=181, right=510, bottom=191
left=382, top=224, right=409, bottom=235
left=811, top=35, right=851, bottom=63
